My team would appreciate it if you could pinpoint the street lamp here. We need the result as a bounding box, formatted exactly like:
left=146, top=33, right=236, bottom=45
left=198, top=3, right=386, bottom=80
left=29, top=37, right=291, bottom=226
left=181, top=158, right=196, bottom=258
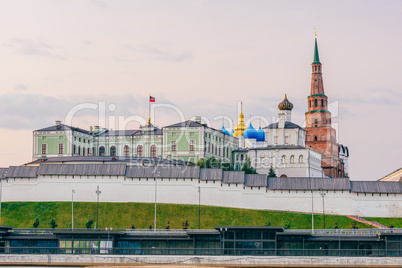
left=308, top=148, right=314, bottom=233
left=319, top=187, right=326, bottom=229
left=96, top=186, right=101, bottom=229
left=154, top=171, right=160, bottom=231
left=105, top=227, right=113, bottom=254
left=72, top=189, right=75, bottom=230
left=198, top=186, right=201, bottom=229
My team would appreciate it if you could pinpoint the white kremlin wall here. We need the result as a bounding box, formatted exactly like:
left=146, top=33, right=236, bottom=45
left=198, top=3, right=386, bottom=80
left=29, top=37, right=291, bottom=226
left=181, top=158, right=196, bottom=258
left=1, top=174, right=401, bottom=218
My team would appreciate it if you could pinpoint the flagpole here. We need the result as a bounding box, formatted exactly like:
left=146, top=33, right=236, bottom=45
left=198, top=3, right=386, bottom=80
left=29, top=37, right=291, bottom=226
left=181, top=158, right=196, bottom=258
left=148, top=93, right=151, bottom=125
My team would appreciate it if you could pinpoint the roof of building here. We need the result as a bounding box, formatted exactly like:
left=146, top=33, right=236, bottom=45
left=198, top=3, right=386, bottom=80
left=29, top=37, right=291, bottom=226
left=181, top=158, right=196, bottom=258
left=126, top=166, right=200, bottom=178
left=100, top=130, right=140, bottom=137
left=38, top=164, right=127, bottom=176
left=265, top=121, right=304, bottom=130
left=35, top=124, right=91, bottom=135
left=278, top=94, right=294, bottom=111
left=244, top=174, right=267, bottom=187
left=25, top=156, right=189, bottom=166
left=6, top=166, right=39, bottom=178
left=0, top=168, right=8, bottom=179
left=268, top=177, right=350, bottom=190
left=222, top=171, right=245, bottom=184
left=164, top=120, right=204, bottom=128
left=378, top=168, right=402, bottom=182
left=350, top=181, right=402, bottom=194
left=247, top=145, right=307, bottom=151
left=243, top=123, right=258, bottom=140
left=199, top=168, right=223, bottom=181
left=313, top=35, right=320, bottom=64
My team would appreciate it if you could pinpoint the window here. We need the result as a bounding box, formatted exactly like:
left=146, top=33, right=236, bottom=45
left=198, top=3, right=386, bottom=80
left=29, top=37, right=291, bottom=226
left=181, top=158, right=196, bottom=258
left=99, top=146, right=105, bottom=156
left=290, top=155, right=295, bottom=164
left=88, top=148, right=90, bottom=155
left=124, top=145, right=130, bottom=157
left=137, top=145, right=143, bottom=157
left=314, top=136, right=318, bottom=141
left=58, top=143, right=64, bottom=154
left=78, top=146, right=81, bottom=155
left=150, top=145, right=157, bottom=158
left=171, top=140, right=177, bottom=152
left=314, top=99, right=318, bottom=107
left=282, top=155, right=286, bottom=164
left=299, top=155, right=304, bottom=163
left=83, top=146, right=86, bottom=156
left=309, top=100, right=311, bottom=107
left=73, top=145, right=76, bottom=155
left=274, top=136, right=278, bottom=144
left=321, top=99, right=324, bottom=107
left=110, top=146, right=116, bottom=156
left=285, top=136, right=289, bottom=144
left=240, top=154, right=244, bottom=161
left=189, top=140, right=195, bottom=151
left=42, top=144, right=47, bottom=154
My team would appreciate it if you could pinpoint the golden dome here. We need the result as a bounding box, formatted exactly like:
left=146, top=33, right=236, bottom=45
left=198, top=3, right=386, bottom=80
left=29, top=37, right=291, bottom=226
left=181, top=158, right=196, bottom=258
left=278, top=94, right=294, bottom=110
left=233, top=102, right=247, bottom=137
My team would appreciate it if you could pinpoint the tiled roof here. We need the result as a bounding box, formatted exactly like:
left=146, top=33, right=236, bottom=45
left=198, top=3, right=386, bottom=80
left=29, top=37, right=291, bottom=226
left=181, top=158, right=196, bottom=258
left=35, top=124, right=91, bottom=135
left=265, top=122, right=304, bottom=130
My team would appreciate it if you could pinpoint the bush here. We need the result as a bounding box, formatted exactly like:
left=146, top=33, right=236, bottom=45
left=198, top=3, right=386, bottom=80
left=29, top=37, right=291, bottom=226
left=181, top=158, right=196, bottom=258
left=33, top=218, right=40, bottom=228
left=85, top=219, right=94, bottom=229
left=49, top=218, right=58, bottom=229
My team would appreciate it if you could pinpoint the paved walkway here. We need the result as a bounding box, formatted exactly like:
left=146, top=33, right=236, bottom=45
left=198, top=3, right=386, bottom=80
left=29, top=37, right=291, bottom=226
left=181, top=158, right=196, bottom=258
left=347, top=215, right=389, bottom=228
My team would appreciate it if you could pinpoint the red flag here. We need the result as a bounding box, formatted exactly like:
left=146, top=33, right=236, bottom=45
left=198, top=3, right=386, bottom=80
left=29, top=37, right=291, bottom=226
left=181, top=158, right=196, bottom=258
left=150, top=96, right=155, bottom=102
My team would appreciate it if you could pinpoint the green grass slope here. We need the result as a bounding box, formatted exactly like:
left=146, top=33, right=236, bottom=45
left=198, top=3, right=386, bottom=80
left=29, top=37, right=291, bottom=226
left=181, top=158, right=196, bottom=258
left=1, top=202, right=398, bottom=230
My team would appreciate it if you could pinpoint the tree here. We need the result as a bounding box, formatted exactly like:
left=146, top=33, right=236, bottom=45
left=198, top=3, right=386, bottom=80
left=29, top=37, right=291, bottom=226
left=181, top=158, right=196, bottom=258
left=196, top=158, right=206, bottom=168
left=85, top=219, right=94, bottom=229
left=241, top=157, right=257, bottom=174
left=221, top=162, right=233, bottom=171
left=49, top=218, right=58, bottom=229
left=268, top=166, right=276, bottom=177
left=33, top=218, right=40, bottom=228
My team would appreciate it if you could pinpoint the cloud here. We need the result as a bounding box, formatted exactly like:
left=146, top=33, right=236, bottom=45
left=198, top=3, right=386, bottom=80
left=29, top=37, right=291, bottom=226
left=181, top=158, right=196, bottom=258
left=13, top=84, right=29, bottom=92
left=3, top=38, right=65, bottom=60
left=124, top=43, right=193, bottom=63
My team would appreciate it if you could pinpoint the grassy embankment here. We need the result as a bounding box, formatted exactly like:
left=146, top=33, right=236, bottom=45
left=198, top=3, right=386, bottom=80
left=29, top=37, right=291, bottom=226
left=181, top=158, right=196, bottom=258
left=1, top=202, right=400, bottom=229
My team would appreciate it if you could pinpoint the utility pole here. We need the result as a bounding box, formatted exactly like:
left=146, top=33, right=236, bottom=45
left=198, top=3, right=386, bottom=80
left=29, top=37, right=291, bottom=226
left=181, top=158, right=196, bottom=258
left=309, top=148, right=314, bottom=234
left=198, top=186, right=201, bottom=229
left=96, top=186, right=101, bottom=229
left=72, top=189, right=75, bottom=230
left=319, top=187, right=326, bottom=229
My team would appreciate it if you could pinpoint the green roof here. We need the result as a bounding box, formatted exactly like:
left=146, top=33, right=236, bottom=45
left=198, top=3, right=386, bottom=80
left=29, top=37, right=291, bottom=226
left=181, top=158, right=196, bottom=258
left=313, top=37, right=320, bottom=64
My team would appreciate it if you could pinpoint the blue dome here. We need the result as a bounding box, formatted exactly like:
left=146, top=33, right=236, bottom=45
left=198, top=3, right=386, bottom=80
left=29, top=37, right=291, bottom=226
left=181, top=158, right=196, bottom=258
left=221, top=125, right=230, bottom=135
left=257, top=126, right=265, bottom=142
left=230, top=129, right=234, bottom=136
left=243, top=123, right=258, bottom=139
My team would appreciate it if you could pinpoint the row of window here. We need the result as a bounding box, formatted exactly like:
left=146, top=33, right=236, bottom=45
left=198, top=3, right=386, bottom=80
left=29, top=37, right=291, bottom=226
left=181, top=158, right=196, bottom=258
left=282, top=155, right=304, bottom=164
left=170, top=140, right=195, bottom=152
left=309, top=99, right=326, bottom=108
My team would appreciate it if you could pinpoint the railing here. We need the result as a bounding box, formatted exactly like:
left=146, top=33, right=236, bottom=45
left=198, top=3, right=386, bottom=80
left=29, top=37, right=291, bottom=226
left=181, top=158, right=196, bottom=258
left=0, top=247, right=401, bottom=257
left=10, top=228, right=215, bottom=235
left=285, top=228, right=402, bottom=236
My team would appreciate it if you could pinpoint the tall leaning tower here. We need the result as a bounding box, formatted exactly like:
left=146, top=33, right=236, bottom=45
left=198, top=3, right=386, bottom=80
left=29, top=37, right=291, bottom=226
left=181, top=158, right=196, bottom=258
left=304, top=32, right=345, bottom=178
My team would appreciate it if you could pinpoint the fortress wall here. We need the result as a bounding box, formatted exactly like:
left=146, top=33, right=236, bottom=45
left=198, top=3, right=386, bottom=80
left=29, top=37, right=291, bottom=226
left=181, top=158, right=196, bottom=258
left=1, top=176, right=401, bottom=217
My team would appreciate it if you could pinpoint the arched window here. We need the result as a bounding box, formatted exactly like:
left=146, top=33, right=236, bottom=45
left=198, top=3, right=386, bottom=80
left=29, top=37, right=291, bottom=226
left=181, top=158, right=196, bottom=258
left=282, top=155, right=286, bottom=164
left=150, top=145, right=157, bottom=158
left=88, top=148, right=90, bottom=156
left=99, top=146, right=105, bottom=156
left=124, top=145, right=130, bottom=157
left=309, top=100, right=311, bottom=107
left=314, top=136, right=318, bottom=141
left=290, top=155, right=295, bottom=164
left=83, top=146, right=86, bottom=156
left=240, top=154, right=244, bottom=161
left=78, top=146, right=81, bottom=156
left=92, top=147, right=95, bottom=156
left=314, top=99, right=318, bottom=107
left=110, top=146, right=116, bottom=156
left=280, top=174, right=287, bottom=178
left=137, top=145, right=143, bottom=157
left=321, top=99, right=324, bottom=107
left=73, top=145, right=76, bottom=155
left=299, top=155, right=304, bottom=163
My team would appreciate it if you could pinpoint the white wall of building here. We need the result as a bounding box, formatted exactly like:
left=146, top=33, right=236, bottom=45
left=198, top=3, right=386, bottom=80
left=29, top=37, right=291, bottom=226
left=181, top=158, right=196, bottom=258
left=1, top=176, right=400, bottom=218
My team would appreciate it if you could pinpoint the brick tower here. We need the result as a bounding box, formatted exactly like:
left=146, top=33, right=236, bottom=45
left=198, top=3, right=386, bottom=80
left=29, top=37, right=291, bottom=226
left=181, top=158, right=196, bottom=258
left=304, top=32, right=344, bottom=178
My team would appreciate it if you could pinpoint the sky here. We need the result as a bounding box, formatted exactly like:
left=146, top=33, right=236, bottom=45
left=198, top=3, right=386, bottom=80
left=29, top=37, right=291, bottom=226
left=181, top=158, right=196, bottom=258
left=0, top=0, right=401, bottom=180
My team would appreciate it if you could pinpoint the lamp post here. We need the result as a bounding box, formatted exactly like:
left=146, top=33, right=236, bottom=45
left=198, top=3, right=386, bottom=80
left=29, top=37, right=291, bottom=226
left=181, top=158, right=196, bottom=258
left=96, top=186, right=101, bottom=229
left=105, top=227, right=112, bottom=254
left=319, top=187, right=326, bottom=229
left=72, top=189, right=75, bottom=230
left=308, top=148, right=314, bottom=234
left=154, top=171, right=160, bottom=231
left=198, top=186, right=201, bottom=229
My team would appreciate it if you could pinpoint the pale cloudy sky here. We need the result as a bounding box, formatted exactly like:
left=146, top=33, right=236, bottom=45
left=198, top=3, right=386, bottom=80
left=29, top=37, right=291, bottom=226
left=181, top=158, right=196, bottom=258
left=0, top=0, right=401, bottom=180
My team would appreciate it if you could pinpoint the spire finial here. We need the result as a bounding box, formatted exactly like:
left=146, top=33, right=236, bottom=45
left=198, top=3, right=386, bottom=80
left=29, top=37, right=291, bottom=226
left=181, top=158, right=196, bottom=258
left=222, top=117, right=224, bottom=126
left=314, top=27, right=317, bottom=38
left=241, top=101, right=243, bottom=112
left=313, top=28, right=320, bottom=64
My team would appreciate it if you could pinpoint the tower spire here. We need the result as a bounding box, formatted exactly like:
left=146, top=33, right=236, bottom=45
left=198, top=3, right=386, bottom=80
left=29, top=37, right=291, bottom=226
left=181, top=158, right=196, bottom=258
left=313, top=27, right=320, bottom=64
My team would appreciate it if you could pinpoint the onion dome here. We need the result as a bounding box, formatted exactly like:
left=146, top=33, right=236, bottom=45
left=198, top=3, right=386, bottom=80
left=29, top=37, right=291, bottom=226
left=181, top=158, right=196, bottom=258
left=230, top=128, right=235, bottom=136
left=221, top=125, right=230, bottom=135
left=243, top=123, right=258, bottom=140
left=278, top=94, right=293, bottom=111
left=257, top=126, right=265, bottom=142
left=233, top=102, right=247, bottom=137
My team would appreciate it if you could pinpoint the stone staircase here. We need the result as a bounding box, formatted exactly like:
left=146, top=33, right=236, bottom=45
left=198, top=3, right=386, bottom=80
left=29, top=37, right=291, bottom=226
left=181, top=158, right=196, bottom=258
left=347, top=215, right=389, bottom=229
